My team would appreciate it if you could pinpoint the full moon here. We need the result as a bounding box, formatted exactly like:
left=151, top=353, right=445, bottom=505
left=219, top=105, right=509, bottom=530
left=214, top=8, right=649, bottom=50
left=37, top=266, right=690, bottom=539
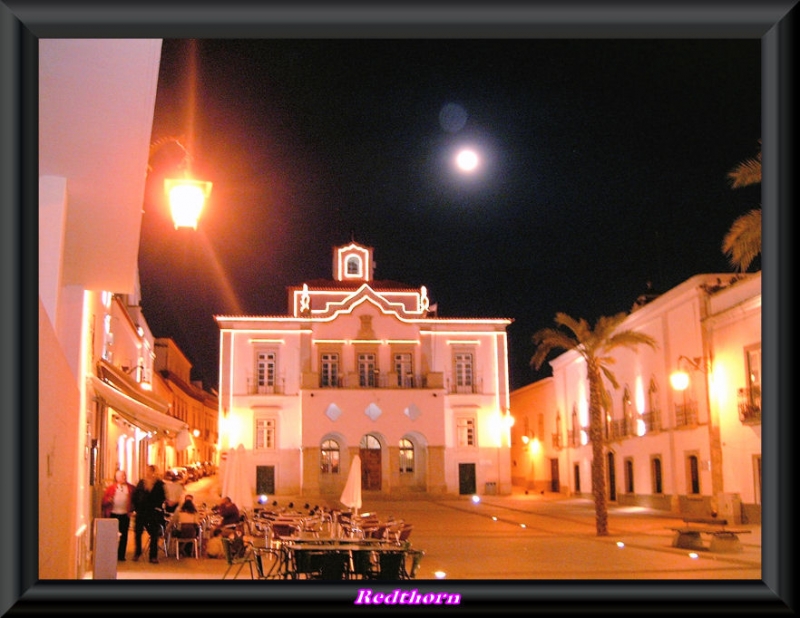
left=455, top=149, right=479, bottom=172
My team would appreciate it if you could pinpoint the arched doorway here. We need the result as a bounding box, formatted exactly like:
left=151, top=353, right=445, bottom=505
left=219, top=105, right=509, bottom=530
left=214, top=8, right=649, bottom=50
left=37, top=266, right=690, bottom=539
left=359, top=434, right=381, bottom=490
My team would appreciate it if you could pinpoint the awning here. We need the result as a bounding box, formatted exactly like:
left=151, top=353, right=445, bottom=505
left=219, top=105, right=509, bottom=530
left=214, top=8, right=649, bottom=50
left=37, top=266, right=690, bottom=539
left=96, top=358, right=170, bottom=414
left=88, top=374, right=191, bottom=449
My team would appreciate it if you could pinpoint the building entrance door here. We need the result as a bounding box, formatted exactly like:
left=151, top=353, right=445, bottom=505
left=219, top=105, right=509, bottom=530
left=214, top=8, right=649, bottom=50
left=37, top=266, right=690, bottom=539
left=458, top=463, right=476, bottom=495
left=360, top=448, right=381, bottom=490
left=550, top=458, right=560, bottom=492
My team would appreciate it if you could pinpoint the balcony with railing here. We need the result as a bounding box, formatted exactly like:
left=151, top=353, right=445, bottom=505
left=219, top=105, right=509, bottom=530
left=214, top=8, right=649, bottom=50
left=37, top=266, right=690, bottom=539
left=605, top=418, right=637, bottom=441
left=674, top=399, right=699, bottom=428
left=567, top=428, right=587, bottom=447
left=738, top=385, right=761, bottom=424
left=640, top=408, right=662, bottom=433
left=552, top=433, right=563, bottom=450
left=445, top=375, right=484, bottom=395
left=307, top=371, right=435, bottom=390
left=246, top=378, right=286, bottom=395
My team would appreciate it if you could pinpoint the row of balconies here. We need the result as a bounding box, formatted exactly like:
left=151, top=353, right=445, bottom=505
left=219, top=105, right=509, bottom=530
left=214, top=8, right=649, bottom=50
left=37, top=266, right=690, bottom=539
left=243, top=372, right=486, bottom=395
left=554, top=393, right=760, bottom=450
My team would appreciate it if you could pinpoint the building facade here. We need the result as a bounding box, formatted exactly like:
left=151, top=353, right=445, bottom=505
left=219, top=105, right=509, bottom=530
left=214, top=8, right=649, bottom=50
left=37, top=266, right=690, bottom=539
left=510, top=272, right=762, bottom=523
left=154, top=337, right=220, bottom=467
left=216, top=241, right=514, bottom=499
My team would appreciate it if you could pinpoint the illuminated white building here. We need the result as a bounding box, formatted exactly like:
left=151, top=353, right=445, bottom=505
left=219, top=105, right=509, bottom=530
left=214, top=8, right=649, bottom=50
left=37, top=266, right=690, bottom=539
left=216, top=241, right=513, bottom=498
left=511, top=272, right=762, bottom=523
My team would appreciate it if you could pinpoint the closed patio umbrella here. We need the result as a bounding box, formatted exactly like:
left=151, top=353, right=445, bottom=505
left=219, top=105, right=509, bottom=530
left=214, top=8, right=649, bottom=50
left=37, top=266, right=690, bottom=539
left=339, top=454, right=362, bottom=517
left=222, top=443, right=254, bottom=511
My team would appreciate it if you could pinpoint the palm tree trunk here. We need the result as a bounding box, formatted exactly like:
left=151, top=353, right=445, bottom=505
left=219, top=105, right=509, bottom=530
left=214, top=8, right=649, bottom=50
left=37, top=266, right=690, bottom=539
left=588, top=365, right=609, bottom=536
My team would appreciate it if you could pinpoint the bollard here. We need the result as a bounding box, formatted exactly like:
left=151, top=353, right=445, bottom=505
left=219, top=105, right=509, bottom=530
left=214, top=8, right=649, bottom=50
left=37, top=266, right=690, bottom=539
left=93, top=518, right=119, bottom=579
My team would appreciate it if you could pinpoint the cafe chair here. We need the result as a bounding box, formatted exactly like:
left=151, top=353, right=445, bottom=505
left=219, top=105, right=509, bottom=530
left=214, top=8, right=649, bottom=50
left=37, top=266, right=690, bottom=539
left=253, top=546, right=283, bottom=579
left=174, top=523, right=201, bottom=560
left=221, top=537, right=256, bottom=579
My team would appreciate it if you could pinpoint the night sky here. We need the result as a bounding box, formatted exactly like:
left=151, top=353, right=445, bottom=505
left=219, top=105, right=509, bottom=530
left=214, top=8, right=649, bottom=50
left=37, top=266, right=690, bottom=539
left=137, top=38, right=761, bottom=392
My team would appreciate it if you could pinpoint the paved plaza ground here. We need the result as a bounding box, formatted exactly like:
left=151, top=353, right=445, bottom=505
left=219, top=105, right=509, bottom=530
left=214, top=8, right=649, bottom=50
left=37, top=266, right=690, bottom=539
left=102, top=475, right=761, bottom=581
left=52, top=475, right=785, bottom=614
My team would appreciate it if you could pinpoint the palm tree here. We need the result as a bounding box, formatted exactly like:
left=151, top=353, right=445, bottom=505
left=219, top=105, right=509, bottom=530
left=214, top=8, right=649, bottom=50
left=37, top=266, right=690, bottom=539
left=530, top=312, right=657, bottom=536
left=722, top=142, right=761, bottom=272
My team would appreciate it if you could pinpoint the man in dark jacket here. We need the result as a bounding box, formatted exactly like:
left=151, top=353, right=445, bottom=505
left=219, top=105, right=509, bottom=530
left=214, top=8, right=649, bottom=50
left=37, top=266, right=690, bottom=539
left=132, top=465, right=167, bottom=564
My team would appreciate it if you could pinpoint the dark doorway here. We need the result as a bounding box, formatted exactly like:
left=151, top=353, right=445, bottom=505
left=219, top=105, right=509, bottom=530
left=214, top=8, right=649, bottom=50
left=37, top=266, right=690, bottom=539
left=458, top=463, right=476, bottom=495
left=256, top=465, right=275, bottom=495
left=550, top=459, right=560, bottom=493
left=607, top=452, right=617, bottom=501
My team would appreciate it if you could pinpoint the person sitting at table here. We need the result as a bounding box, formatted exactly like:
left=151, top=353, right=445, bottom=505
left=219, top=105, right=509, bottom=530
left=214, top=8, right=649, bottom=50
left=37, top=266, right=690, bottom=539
left=205, top=528, right=224, bottom=559
left=175, top=495, right=202, bottom=557
left=214, top=496, right=241, bottom=532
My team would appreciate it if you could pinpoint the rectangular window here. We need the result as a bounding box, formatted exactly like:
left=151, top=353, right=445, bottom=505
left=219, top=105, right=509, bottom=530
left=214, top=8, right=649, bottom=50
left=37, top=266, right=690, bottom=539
left=255, top=418, right=276, bottom=450
left=454, top=353, right=473, bottom=393
left=394, top=353, right=413, bottom=387
left=320, top=353, right=339, bottom=387
left=256, top=351, right=276, bottom=393
left=358, top=353, right=377, bottom=387
left=746, top=345, right=762, bottom=407
left=457, top=417, right=475, bottom=447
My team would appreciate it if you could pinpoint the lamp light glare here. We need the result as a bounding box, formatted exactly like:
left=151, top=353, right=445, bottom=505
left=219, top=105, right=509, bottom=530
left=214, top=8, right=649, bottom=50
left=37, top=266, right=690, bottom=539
left=670, top=370, right=690, bottom=391
left=165, top=178, right=212, bottom=230
left=471, top=495, right=481, bottom=504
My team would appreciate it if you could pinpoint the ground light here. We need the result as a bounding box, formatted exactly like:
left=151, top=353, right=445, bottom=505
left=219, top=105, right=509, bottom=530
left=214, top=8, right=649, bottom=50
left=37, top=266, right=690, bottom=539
left=434, top=571, right=447, bottom=579
left=471, top=495, right=480, bottom=504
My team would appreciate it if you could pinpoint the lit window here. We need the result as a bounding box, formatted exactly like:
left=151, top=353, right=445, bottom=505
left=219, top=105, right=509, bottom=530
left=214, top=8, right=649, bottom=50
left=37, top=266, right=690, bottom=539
left=321, top=439, right=340, bottom=474
left=457, top=418, right=475, bottom=447
left=399, top=438, right=414, bottom=473
left=358, top=353, right=377, bottom=387
left=256, top=351, right=276, bottom=393
left=255, top=418, right=275, bottom=450
left=321, top=353, right=339, bottom=387
left=395, top=353, right=413, bottom=387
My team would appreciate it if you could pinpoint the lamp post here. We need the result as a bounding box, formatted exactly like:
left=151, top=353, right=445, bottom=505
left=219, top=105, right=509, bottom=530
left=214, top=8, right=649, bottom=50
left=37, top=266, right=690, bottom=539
left=148, top=136, right=212, bottom=230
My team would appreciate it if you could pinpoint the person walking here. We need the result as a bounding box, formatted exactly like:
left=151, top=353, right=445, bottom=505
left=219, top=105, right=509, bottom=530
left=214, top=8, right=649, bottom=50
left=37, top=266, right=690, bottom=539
left=132, top=465, right=167, bottom=564
left=100, top=469, right=136, bottom=561
left=163, top=470, right=184, bottom=514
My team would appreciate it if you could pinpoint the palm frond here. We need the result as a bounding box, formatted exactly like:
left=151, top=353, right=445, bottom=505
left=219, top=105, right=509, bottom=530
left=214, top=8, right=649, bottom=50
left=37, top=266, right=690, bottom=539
left=604, top=330, right=658, bottom=354
left=554, top=313, right=591, bottom=341
left=530, top=328, right=578, bottom=370
left=600, top=365, right=620, bottom=391
left=727, top=157, right=762, bottom=188
left=722, top=208, right=762, bottom=272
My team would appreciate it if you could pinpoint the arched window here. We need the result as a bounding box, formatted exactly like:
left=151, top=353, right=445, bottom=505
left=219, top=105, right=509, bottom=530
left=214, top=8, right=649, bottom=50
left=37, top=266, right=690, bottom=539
left=622, top=386, right=634, bottom=435
left=360, top=434, right=381, bottom=450
left=399, top=438, right=414, bottom=474
left=651, top=456, right=663, bottom=494
left=320, top=439, right=340, bottom=474
left=687, top=454, right=701, bottom=494
left=346, top=255, right=361, bottom=276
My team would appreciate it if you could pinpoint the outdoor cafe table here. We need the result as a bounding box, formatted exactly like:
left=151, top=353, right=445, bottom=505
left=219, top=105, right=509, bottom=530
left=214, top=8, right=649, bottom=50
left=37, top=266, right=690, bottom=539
left=253, top=537, right=409, bottom=579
